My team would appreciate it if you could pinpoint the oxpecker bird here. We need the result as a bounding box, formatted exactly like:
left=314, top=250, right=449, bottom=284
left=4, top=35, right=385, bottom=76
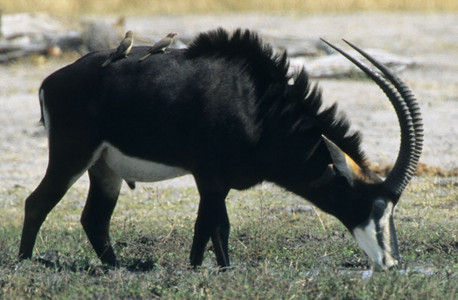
left=101, top=30, right=134, bottom=67
left=138, top=33, right=177, bottom=61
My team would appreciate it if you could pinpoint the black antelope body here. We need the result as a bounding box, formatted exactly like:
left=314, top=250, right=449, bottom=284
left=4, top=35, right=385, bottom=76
left=19, top=29, right=423, bottom=270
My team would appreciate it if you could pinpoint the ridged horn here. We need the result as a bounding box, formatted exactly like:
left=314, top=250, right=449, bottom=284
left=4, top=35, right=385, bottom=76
left=340, top=40, right=423, bottom=196
left=320, top=38, right=423, bottom=196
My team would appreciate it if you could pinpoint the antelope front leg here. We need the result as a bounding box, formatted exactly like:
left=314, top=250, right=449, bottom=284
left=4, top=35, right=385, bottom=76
left=81, top=159, right=122, bottom=266
left=190, top=175, right=230, bottom=268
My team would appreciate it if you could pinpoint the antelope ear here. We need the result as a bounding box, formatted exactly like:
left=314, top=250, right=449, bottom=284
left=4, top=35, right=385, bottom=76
left=321, top=135, right=355, bottom=186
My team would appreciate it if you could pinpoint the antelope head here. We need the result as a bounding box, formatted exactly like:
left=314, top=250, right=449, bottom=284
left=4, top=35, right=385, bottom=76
left=318, top=39, right=424, bottom=270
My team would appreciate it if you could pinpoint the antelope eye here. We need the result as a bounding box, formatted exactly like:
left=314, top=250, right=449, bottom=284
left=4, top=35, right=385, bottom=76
left=374, top=199, right=387, bottom=210
left=371, top=199, right=387, bottom=219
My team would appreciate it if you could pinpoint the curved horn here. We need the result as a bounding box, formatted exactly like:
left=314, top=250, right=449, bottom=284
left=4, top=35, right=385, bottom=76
left=320, top=39, right=423, bottom=196
left=340, top=40, right=423, bottom=195
left=342, top=40, right=423, bottom=162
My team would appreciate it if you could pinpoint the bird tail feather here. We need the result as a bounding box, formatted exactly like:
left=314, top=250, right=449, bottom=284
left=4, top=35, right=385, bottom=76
left=138, top=53, right=151, bottom=61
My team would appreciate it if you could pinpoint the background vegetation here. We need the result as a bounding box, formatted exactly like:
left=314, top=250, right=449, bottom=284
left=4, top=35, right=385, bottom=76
left=2, top=0, right=458, bottom=15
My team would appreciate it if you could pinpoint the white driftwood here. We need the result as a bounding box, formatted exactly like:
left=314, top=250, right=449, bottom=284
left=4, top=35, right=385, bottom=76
left=291, top=48, right=416, bottom=78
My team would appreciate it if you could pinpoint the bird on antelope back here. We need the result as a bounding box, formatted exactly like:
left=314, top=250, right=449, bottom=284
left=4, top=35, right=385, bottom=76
left=18, top=28, right=423, bottom=272
left=101, top=30, right=133, bottom=67
left=138, top=33, right=178, bottom=61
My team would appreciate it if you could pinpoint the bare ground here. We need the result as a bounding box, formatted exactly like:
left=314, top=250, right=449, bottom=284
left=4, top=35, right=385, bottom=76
left=0, top=12, right=457, bottom=193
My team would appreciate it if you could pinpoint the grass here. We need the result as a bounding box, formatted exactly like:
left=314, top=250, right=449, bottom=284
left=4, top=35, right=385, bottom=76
left=0, top=176, right=456, bottom=298
left=2, top=0, right=458, bottom=15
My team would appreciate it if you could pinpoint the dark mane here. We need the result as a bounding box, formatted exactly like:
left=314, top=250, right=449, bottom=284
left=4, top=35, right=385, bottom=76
left=187, top=28, right=289, bottom=98
left=186, top=28, right=367, bottom=167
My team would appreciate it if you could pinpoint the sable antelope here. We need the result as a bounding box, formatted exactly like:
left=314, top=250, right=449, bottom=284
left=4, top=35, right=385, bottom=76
left=19, top=28, right=423, bottom=270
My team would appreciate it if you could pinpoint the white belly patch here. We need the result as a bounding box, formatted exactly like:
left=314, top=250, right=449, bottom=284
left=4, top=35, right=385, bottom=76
left=103, top=143, right=189, bottom=182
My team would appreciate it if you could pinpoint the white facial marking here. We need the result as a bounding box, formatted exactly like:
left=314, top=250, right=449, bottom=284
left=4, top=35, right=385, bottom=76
left=353, top=199, right=397, bottom=270
left=103, top=143, right=189, bottom=183
left=353, top=219, right=384, bottom=267
left=380, top=201, right=398, bottom=269
left=380, top=201, right=393, bottom=255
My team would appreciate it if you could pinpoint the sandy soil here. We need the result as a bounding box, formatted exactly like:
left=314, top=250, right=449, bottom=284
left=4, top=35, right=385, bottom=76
left=0, top=12, right=457, bottom=193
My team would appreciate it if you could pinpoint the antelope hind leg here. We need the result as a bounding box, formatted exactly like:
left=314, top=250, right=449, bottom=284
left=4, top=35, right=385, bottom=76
left=81, top=159, right=122, bottom=266
left=19, top=163, right=86, bottom=260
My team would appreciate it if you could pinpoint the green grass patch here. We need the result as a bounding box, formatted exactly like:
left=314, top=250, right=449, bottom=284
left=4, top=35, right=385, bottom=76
left=1, top=177, right=456, bottom=298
